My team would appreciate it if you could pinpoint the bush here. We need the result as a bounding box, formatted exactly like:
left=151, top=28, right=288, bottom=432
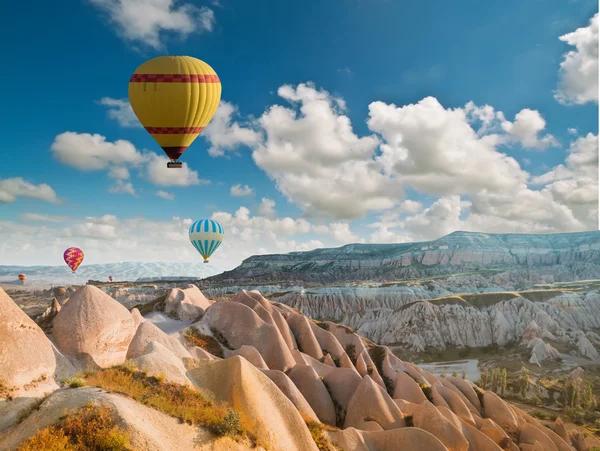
left=345, top=344, right=357, bottom=365
left=458, top=348, right=472, bottom=358
left=306, top=422, right=341, bottom=451
left=61, top=377, right=86, bottom=388
left=210, top=327, right=233, bottom=350
left=184, top=328, right=224, bottom=358
left=16, top=394, right=50, bottom=424
left=17, top=403, right=131, bottom=451
left=83, top=366, right=249, bottom=441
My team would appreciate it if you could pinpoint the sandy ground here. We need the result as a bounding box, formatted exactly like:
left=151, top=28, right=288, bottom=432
left=146, top=312, right=191, bottom=334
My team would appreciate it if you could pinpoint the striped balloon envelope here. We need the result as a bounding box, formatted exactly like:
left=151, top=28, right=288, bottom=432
left=64, top=247, right=84, bottom=274
left=189, top=219, right=224, bottom=263
left=128, top=56, right=221, bottom=165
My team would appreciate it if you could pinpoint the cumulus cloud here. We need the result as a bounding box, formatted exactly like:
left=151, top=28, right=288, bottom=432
left=144, top=152, right=207, bottom=186
left=51, top=132, right=146, bottom=171
left=97, top=98, right=141, bottom=127
left=555, top=13, right=599, bottom=105
left=202, top=101, right=262, bottom=157
left=253, top=83, right=402, bottom=219
left=367, top=97, right=528, bottom=196
left=230, top=184, right=254, bottom=197
left=500, top=109, right=559, bottom=150
left=89, top=0, right=215, bottom=49
left=109, top=180, right=137, bottom=196
left=156, top=190, right=175, bottom=200
left=51, top=132, right=208, bottom=190
left=0, top=178, right=61, bottom=204
left=257, top=198, right=276, bottom=218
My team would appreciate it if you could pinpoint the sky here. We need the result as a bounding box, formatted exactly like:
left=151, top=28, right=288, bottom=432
left=0, top=0, right=598, bottom=270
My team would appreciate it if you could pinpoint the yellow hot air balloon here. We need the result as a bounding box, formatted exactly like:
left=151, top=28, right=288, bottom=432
left=128, top=56, right=222, bottom=168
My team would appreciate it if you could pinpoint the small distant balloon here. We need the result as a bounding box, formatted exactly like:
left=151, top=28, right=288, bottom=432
left=18, top=274, right=26, bottom=282
left=64, top=247, right=84, bottom=274
left=189, top=219, right=224, bottom=263
left=108, top=276, right=114, bottom=282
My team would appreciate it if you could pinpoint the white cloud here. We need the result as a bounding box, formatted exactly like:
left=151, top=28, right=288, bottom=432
left=51, top=132, right=145, bottom=171
left=202, top=101, right=261, bottom=157
left=109, top=180, right=137, bottom=196
left=322, top=222, right=360, bottom=244
left=97, top=98, right=140, bottom=127
left=257, top=198, right=276, bottom=218
left=89, top=0, right=215, bottom=49
left=555, top=13, right=599, bottom=105
left=403, top=196, right=466, bottom=241
left=500, top=109, right=559, bottom=149
left=156, top=190, right=175, bottom=200
left=0, top=178, right=60, bottom=204
left=144, top=152, right=207, bottom=186
left=230, top=184, right=254, bottom=197
left=19, top=213, right=69, bottom=223
left=568, top=128, right=578, bottom=135
left=51, top=132, right=208, bottom=190
left=399, top=199, right=423, bottom=213
left=253, top=83, right=402, bottom=219
left=367, top=97, right=528, bottom=196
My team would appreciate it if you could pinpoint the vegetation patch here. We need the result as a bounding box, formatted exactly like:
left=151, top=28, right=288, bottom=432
left=322, top=380, right=345, bottom=428
left=210, top=327, right=233, bottom=350
left=83, top=365, right=250, bottom=442
left=17, top=403, right=132, bottom=451
left=472, top=384, right=485, bottom=407
left=306, top=421, right=342, bottom=451
left=419, top=383, right=433, bottom=402
left=403, top=414, right=414, bottom=427
left=184, top=328, right=224, bottom=358
left=315, top=321, right=330, bottom=331
left=132, top=294, right=167, bottom=316
left=16, top=394, right=50, bottom=425
left=61, top=377, right=87, bottom=389
left=368, top=346, right=394, bottom=396
left=345, top=344, right=357, bottom=365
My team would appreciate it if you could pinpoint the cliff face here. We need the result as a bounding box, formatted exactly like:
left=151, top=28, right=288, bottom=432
left=205, top=231, right=600, bottom=285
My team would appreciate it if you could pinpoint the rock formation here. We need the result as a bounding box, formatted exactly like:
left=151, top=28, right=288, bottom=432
left=53, top=285, right=137, bottom=368
left=1, top=285, right=594, bottom=451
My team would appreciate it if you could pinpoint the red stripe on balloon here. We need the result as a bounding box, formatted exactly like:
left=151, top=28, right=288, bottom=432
left=145, top=126, right=204, bottom=134
left=129, top=74, right=220, bottom=83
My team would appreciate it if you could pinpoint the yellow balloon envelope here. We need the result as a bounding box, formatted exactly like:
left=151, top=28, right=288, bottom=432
left=128, top=56, right=222, bottom=162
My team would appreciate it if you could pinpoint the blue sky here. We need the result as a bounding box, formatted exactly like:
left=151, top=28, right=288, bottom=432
left=0, top=0, right=598, bottom=269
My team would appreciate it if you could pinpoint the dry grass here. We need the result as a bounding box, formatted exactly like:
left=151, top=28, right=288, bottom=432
left=83, top=365, right=248, bottom=441
left=183, top=328, right=224, bottom=358
left=17, top=403, right=132, bottom=451
left=16, top=394, right=50, bottom=424
left=306, top=422, right=341, bottom=451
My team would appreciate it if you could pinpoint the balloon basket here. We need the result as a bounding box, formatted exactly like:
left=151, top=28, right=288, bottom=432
left=204, top=260, right=209, bottom=264
left=167, top=162, right=182, bottom=168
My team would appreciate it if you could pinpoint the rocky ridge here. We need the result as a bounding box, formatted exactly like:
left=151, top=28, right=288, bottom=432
left=1, top=285, right=594, bottom=450
left=204, top=231, right=600, bottom=285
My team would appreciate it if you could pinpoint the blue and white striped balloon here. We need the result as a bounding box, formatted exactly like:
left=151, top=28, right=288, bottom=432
left=189, top=219, right=224, bottom=263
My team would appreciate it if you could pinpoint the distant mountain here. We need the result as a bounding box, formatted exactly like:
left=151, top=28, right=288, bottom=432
left=204, top=230, right=600, bottom=285
left=0, top=261, right=224, bottom=286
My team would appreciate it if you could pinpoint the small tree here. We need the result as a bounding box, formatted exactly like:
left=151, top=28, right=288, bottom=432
left=582, top=381, right=596, bottom=411
left=479, top=368, right=489, bottom=390
left=518, top=366, right=530, bottom=400
left=461, top=370, right=466, bottom=380
left=500, top=368, right=507, bottom=396
left=440, top=372, right=447, bottom=378
left=490, top=368, right=499, bottom=394
left=452, top=371, right=458, bottom=378
left=563, top=379, right=580, bottom=408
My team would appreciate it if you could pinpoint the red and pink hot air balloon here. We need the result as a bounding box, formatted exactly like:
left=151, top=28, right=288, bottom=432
left=18, top=274, right=26, bottom=283
left=64, top=247, right=84, bottom=274
left=108, top=276, right=114, bottom=282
